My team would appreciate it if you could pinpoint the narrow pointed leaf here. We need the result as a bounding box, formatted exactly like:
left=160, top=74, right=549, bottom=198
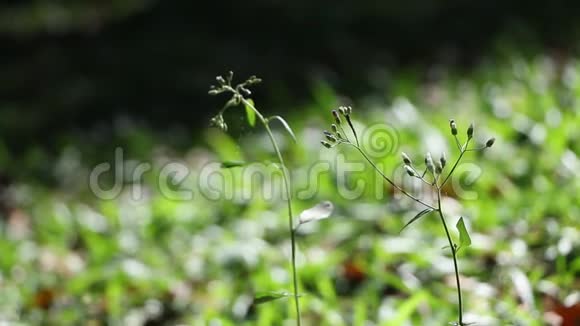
left=244, top=99, right=256, bottom=127
left=268, top=115, right=297, bottom=142
left=298, top=201, right=334, bottom=225
left=399, top=208, right=433, bottom=233
left=456, top=217, right=472, bottom=252
left=253, top=292, right=291, bottom=305
left=221, top=160, right=246, bottom=169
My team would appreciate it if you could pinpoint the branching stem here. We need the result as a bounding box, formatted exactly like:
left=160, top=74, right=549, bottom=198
left=240, top=98, right=302, bottom=326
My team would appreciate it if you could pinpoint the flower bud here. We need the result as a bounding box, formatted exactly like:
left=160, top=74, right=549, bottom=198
left=216, top=76, right=226, bottom=84
left=435, top=161, right=443, bottom=174
left=324, top=131, right=337, bottom=143
left=450, top=119, right=458, bottom=136
left=401, top=152, right=412, bottom=165
left=338, top=106, right=347, bottom=116
left=336, top=131, right=343, bottom=139
left=332, top=110, right=342, bottom=125
left=321, top=141, right=332, bottom=149
left=485, top=137, right=495, bottom=148
left=331, top=124, right=338, bottom=133
left=467, top=123, right=474, bottom=139
left=404, top=165, right=416, bottom=177
left=210, top=115, right=228, bottom=132
left=425, top=152, right=434, bottom=173
left=440, top=152, right=446, bottom=169
left=240, top=87, right=251, bottom=96
left=346, top=106, right=352, bottom=115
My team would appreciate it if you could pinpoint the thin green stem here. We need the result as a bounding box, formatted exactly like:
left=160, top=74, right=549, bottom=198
left=453, top=135, right=462, bottom=151
left=350, top=144, right=437, bottom=210
left=345, top=116, right=360, bottom=147
left=436, top=188, right=463, bottom=325
left=242, top=98, right=302, bottom=326
left=441, top=139, right=470, bottom=187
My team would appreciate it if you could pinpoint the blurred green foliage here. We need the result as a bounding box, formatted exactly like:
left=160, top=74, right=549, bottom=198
left=0, top=53, right=578, bottom=324
left=3, top=0, right=580, bottom=148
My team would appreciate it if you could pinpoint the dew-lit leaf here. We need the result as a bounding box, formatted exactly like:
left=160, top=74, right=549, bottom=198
left=399, top=208, right=433, bottom=233
left=297, top=201, right=334, bottom=226
left=244, top=99, right=256, bottom=127
left=268, top=115, right=297, bottom=142
left=253, top=292, right=292, bottom=305
left=456, top=217, right=472, bottom=252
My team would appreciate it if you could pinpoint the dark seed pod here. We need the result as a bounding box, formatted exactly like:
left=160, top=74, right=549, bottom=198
left=467, top=123, right=474, bottom=140
left=321, top=141, right=332, bottom=148
left=401, top=152, right=412, bottom=165
left=331, top=124, right=338, bottom=133
left=404, top=165, right=416, bottom=177
left=435, top=161, right=443, bottom=174
left=332, top=110, right=342, bottom=125
left=450, top=119, right=458, bottom=136
left=440, top=152, right=446, bottom=169
left=425, top=152, right=434, bottom=173
left=324, top=131, right=337, bottom=143
left=485, top=137, right=496, bottom=148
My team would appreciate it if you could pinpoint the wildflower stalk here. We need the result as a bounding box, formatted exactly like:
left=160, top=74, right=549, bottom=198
left=436, top=187, right=463, bottom=324
left=323, top=109, right=493, bottom=326
left=240, top=98, right=302, bottom=326
left=209, top=75, right=302, bottom=325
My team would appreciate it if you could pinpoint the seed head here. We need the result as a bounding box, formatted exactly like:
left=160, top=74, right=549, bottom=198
left=467, top=123, right=474, bottom=139
left=324, top=131, right=337, bottom=143
left=404, top=165, right=416, bottom=177
left=435, top=161, right=443, bottom=174
left=321, top=141, right=332, bottom=149
left=332, top=110, right=342, bottom=125
left=239, top=87, right=251, bottom=96
left=425, top=152, right=434, bottom=173
left=450, top=119, right=458, bottom=136
left=401, top=152, right=412, bottom=165
left=485, top=137, right=496, bottom=148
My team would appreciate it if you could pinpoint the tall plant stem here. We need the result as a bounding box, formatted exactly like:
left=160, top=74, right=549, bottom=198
left=436, top=188, right=463, bottom=325
left=242, top=98, right=301, bottom=326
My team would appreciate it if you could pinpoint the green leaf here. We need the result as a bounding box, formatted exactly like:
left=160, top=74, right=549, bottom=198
left=297, top=201, right=334, bottom=226
left=244, top=99, right=256, bottom=127
left=456, top=217, right=472, bottom=252
left=399, top=208, right=433, bottom=233
left=268, top=115, right=297, bottom=142
left=253, top=292, right=292, bottom=305
left=221, top=160, right=246, bottom=168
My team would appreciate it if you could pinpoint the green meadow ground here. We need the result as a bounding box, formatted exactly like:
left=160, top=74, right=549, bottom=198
left=0, top=55, right=578, bottom=325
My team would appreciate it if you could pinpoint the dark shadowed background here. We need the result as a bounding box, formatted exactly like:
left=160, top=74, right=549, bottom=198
left=2, top=0, right=580, bottom=149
